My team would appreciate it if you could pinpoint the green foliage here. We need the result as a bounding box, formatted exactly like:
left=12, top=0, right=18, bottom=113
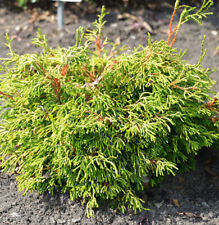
left=177, top=0, right=213, bottom=26
left=167, top=0, right=213, bottom=47
left=0, top=2, right=218, bottom=217
left=17, top=0, right=37, bottom=8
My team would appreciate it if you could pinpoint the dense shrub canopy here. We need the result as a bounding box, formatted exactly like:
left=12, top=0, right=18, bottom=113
left=0, top=3, right=218, bottom=217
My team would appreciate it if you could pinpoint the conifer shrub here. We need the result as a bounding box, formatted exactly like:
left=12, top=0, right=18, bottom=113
left=0, top=0, right=218, bottom=217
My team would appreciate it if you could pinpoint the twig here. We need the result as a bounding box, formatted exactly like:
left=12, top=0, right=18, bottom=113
left=61, top=64, right=68, bottom=76
left=83, top=65, right=95, bottom=82
left=171, top=85, right=198, bottom=91
left=169, top=25, right=179, bottom=47
left=82, top=76, right=102, bottom=88
left=95, top=34, right=103, bottom=56
left=206, top=97, right=218, bottom=108
left=0, top=91, right=14, bottom=100
left=210, top=117, right=219, bottom=123
left=167, top=7, right=177, bottom=46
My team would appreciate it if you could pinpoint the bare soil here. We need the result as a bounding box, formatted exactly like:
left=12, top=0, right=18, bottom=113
left=0, top=1, right=218, bottom=224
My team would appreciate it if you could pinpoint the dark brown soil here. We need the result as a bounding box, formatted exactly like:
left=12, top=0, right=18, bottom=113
left=0, top=1, right=218, bottom=224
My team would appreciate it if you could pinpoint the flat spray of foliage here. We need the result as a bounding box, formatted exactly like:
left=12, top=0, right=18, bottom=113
left=0, top=0, right=218, bottom=217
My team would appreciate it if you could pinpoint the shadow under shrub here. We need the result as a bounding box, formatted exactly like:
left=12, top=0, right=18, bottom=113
left=0, top=1, right=218, bottom=217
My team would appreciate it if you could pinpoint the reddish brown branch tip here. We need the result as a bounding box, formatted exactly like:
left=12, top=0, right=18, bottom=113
left=61, top=64, right=68, bottom=76
left=95, top=34, right=103, bottom=56
left=167, top=6, right=179, bottom=47
left=206, top=97, right=218, bottom=109
left=0, top=91, right=14, bottom=100
left=167, top=7, right=177, bottom=45
left=172, top=85, right=198, bottom=91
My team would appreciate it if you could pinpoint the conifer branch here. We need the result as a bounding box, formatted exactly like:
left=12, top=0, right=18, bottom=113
left=47, top=76, right=61, bottom=104
left=171, top=84, right=198, bottom=91
left=35, top=63, right=62, bottom=104
left=85, top=110, right=105, bottom=122
left=206, top=97, right=218, bottom=109
left=95, top=34, right=103, bottom=57
left=167, top=0, right=213, bottom=47
left=83, top=65, right=95, bottom=82
left=169, top=25, right=179, bottom=47
left=167, top=2, right=178, bottom=46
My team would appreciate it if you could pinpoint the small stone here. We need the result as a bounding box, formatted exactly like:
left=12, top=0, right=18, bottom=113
left=11, top=200, right=18, bottom=206
left=57, top=219, right=66, bottom=224
left=110, top=23, right=118, bottom=28
left=0, top=204, right=12, bottom=213
left=0, top=207, right=6, bottom=213
left=15, top=26, right=21, bottom=32
left=67, top=217, right=82, bottom=224
left=201, top=216, right=209, bottom=221
left=201, top=202, right=209, bottom=208
left=154, top=200, right=164, bottom=209
left=10, top=212, right=20, bottom=217
left=166, top=218, right=171, bottom=225
left=211, top=218, right=219, bottom=224
left=211, top=30, right=218, bottom=36
left=208, top=212, right=213, bottom=218
left=72, top=217, right=81, bottom=223
left=50, top=217, right=57, bottom=225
